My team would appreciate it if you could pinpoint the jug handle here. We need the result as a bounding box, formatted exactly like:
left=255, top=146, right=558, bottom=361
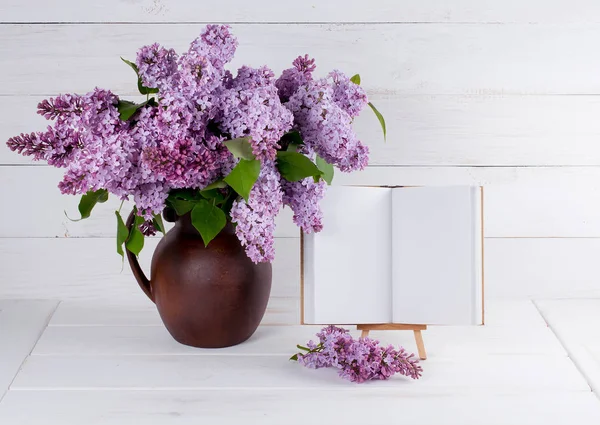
left=126, top=210, right=154, bottom=302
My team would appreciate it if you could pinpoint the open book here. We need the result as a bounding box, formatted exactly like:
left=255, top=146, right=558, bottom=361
left=302, top=186, right=483, bottom=326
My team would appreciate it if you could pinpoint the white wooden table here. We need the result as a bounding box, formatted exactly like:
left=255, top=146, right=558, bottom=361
left=1, top=299, right=600, bottom=424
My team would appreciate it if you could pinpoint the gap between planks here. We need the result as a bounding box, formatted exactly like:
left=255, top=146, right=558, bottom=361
left=0, top=301, right=59, bottom=404
left=533, top=300, right=600, bottom=397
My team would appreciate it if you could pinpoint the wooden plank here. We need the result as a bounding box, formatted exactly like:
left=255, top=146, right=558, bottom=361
left=31, top=323, right=566, bottom=357
left=5, top=166, right=600, bottom=238
left=12, top=354, right=587, bottom=391
left=4, top=0, right=600, bottom=23
left=336, top=165, right=600, bottom=187
left=49, top=298, right=532, bottom=328
left=33, top=325, right=325, bottom=356
left=0, top=166, right=299, bottom=238
left=0, top=238, right=300, bottom=301
left=484, top=299, right=548, bottom=328
left=0, top=300, right=58, bottom=401
left=2, top=391, right=600, bottom=425
left=2, top=390, right=599, bottom=425
left=49, top=297, right=300, bottom=327
left=49, top=299, right=542, bottom=328
left=3, top=238, right=600, bottom=301
left=485, top=239, right=600, bottom=299
left=536, top=299, right=600, bottom=334
left=485, top=183, right=600, bottom=237
left=5, top=94, right=600, bottom=166
left=3, top=24, right=600, bottom=95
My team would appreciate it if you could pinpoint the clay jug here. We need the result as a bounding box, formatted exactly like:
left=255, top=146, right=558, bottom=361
left=126, top=210, right=272, bottom=348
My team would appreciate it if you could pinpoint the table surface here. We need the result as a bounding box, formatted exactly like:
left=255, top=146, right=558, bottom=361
left=1, top=298, right=599, bottom=425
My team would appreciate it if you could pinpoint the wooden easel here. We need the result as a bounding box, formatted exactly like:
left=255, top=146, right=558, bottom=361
left=357, top=323, right=428, bottom=360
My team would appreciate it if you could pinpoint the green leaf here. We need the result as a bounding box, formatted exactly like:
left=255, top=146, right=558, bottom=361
left=289, top=354, right=299, bottom=361
left=169, top=189, right=200, bottom=201
left=350, top=74, right=361, bottom=85
left=224, top=159, right=261, bottom=202
left=283, top=130, right=304, bottom=146
left=115, top=210, right=129, bottom=257
left=121, top=57, right=159, bottom=95
left=117, top=100, right=149, bottom=121
left=190, top=199, right=227, bottom=246
left=224, top=137, right=254, bottom=160
left=368, top=101, right=387, bottom=142
left=280, top=130, right=304, bottom=152
left=296, top=344, right=310, bottom=351
left=199, top=189, right=226, bottom=204
left=315, top=155, right=334, bottom=185
left=152, top=213, right=166, bottom=235
left=220, top=190, right=236, bottom=216
left=74, top=189, right=108, bottom=221
left=138, top=80, right=159, bottom=95
left=202, top=180, right=227, bottom=191
left=168, top=198, right=195, bottom=216
left=120, top=57, right=139, bottom=73
left=125, top=214, right=145, bottom=256
left=276, top=151, right=323, bottom=182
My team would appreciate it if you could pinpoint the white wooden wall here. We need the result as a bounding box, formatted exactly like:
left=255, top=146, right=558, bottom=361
left=1, top=1, right=600, bottom=318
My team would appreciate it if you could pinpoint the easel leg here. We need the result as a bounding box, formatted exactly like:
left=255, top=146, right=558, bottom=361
left=360, top=329, right=369, bottom=339
left=413, top=330, right=427, bottom=360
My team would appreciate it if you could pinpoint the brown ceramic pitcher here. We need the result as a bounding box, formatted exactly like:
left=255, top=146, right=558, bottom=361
left=126, top=210, right=272, bottom=348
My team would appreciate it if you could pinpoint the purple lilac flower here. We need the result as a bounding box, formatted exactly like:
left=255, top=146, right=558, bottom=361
left=233, top=65, right=277, bottom=90
left=6, top=24, right=373, bottom=262
left=37, top=88, right=131, bottom=196
left=136, top=43, right=178, bottom=90
left=177, top=50, right=221, bottom=96
left=222, top=69, right=234, bottom=89
left=80, top=88, right=126, bottom=137
left=7, top=126, right=83, bottom=167
left=230, top=162, right=283, bottom=263
left=127, top=106, right=230, bottom=218
left=218, top=66, right=293, bottom=162
left=297, top=349, right=331, bottom=369
left=189, top=24, right=238, bottom=70
left=65, top=95, right=126, bottom=191
left=37, top=94, right=84, bottom=124
left=281, top=177, right=326, bottom=233
left=275, top=54, right=316, bottom=102
left=58, top=131, right=131, bottom=196
left=133, top=182, right=170, bottom=219
left=141, top=136, right=225, bottom=190
left=286, top=78, right=369, bottom=172
left=6, top=132, right=47, bottom=160
left=327, top=70, right=368, bottom=118
left=154, top=90, right=196, bottom=139
left=140, top=219, right=158, bottom=236
left=294, top=325, right=422, bottom=383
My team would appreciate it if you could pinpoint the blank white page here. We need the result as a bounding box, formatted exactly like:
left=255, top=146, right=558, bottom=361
left=391, top=186, right=482, bottom=325
left=303, top=186, right=392, bottom=324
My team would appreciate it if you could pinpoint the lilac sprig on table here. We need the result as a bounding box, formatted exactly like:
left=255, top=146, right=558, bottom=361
left=291, top=325, right=422, bottom=383
left=6, top=24, right=386, bottom=264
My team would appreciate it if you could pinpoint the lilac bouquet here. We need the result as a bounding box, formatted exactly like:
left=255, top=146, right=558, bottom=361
left=292, top=326, right=422, bottom=383
left=6, top=25, right=385, bottom=263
